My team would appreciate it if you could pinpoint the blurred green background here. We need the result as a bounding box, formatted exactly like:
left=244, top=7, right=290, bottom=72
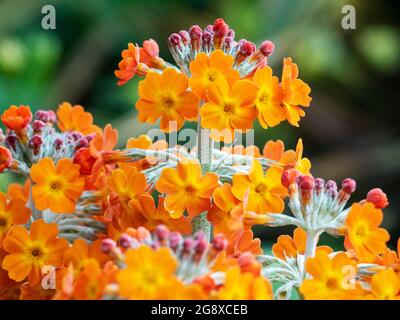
left=0, top=0, right=399, bottom=249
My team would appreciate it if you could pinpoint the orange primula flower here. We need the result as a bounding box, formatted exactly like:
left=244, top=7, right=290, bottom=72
left=136, top=68, right=199, bottom=132
left=280, top=58, right=312, bottom=127
left=345, top=202, right=390, bottom=262
left=367, top=268, right=400, bottom=300
left=253, top=66, right=285, bottom=128
left=1, top=105, right=32, bottom=131
left=263, top=138, right=311, bottom=174
left=375, top=238, right=400, bottom=272
left=115, top=43, right=149, bottom=86
left=232, top=160, right=287, bottom=214
left=300, top=251, right=360, bottom=300
left=7, top=179, right=30, bottom=203
left=189, top=50, right=240, bottom=99
left=227, top=229, right=263, bottom=257
left=57, top=102, right=100, bottom=135
left=139, top=39, right=165, bottom=69
left=200, top=77, right=258, bottom=141
left=63, top=239, right=109, bottom=272
left=131, top=195, right=192, bottom=234
left=272, top=227, right=332, bottom=261
left=2, top=219, right=68, bottom=286
left=0, top=146, right=13, bottom=173
left=116, top=245, right=181, bottom=299
left=208, top=183, right=243, bottom=235
left=0, top=191, right=31, bottom=245
left=156, top=160, right=219, bottom=218
left=217, top=266, right=273, bottom=300
left=31, top=158, right=85, bottom=213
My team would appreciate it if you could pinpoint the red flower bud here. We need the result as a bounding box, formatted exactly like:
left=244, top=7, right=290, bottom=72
left=260, top=40, right=275, bottom=57
left=366, top=188, right=389, bottom=209
left=0, top=146, right=13, bottom=173
left=341, top=178, right=356, bottom=194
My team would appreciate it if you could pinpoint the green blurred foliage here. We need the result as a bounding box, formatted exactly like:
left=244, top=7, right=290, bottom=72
left=0, top=0, right=399, bottom=246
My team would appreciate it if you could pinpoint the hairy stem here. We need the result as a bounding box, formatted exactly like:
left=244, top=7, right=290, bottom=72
left=304, top=230, right=321, bottom=263
left=192, top=115, right=212, bottom=241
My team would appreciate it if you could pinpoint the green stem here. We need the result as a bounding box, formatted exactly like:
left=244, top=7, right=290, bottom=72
left=192, top=115, right=213, bottom=241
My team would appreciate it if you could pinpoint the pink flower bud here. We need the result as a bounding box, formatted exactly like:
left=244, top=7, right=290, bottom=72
left=314, top=178, right=325, bottom=191
left=195, top=238, right=208, bottom=255
left=212, top=234, right=228, bottom=251
left=118, top=233, right=133, bottom=249
left=168, top=33, right=182, bottom=48
left=169, top=232, right=183, bottom=251
left=5, top=134, right=18, bottom=151
left=101, top=239, right=116, bottom=254
left=240, top=41, right=256, bottom=56
left=155, top=224, right=170, bottom=241
left=299, top=175, right=314, bottom=192
left=189, top=25, right=202, bottom=40
left=54, top=138, right=63, bottom=150
left=178, top=30, right=190, bottom=45
left=366, top=188, right=389, bottom=209
left=213, top=18, right=229, bottom=37
left=183, top=238, right=195, bottom=254
left=281, top=169, right=300, bottom=188
left=29, top=135, right=43, bottom=155
left=260, top=40, right=275, bottom=57
left=35, top=110, right=50, bottom=123
left=341, top=178, right=356, bottom=194
left=48, top=110, right=57, bottom=123
left=32, top=120, right=46, bottom=133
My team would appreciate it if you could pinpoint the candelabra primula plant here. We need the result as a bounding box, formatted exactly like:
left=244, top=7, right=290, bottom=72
left=0, top=18, right=398, bottom=300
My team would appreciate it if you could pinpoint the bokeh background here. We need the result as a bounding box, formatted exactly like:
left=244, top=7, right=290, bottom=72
left=0, top=0, right=399, bottom=249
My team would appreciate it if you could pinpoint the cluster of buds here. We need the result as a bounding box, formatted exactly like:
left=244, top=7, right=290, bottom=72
left=168, top=18, right=275, bottom=76
left=102, top=225, right=233, bottom=283
left=0, top=105, right=92, bottom=174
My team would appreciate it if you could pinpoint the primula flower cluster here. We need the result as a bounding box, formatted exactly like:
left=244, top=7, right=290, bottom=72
left=0, top=18, right=398, bottom=300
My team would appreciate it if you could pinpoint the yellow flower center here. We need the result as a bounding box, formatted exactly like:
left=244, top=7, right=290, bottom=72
left=31, top=247, right=43, bottom=258
left=0, top=217, right=7, bottom=226
left=50, top=181, right=62, bottom=191
left=223, top=103, right=234, bottom=113
left=185, top=185, right=196, bottom=194
left=326, top=278, right=339, bottom=289
left=207, top=71, right=218, bottom=82
left=355, top=225, right=368, bottom=239
left=255, top=183, right=267, bottom=193
left=161, top=96, right=175, bottom=109
left=258, top=91, right=270, bottom=103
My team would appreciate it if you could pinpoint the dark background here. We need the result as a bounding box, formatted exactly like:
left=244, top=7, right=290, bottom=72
left=0, top=0, right=399, bottom=250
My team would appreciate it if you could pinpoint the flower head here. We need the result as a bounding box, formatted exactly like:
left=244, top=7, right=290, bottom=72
left=1, top=105, right=32, bottom=131
left=368, top=268, right=400, bottom=300
left=200, top=77, right=258, bottom=141
left=232, top=161, right=287, bottom=214
left=0, top=146, right=13, bottom=173
left=136, top=68, right=199, bottom=132
left=345, top=202, right=390, bottom=262
left=116, top=245, right=180, bottom=299
left=31, top=158, right=84, bottom=213
left=57, top=102, right=100, bottom=135
left=2, top=219, right=68, bottom=286
left=280, top=58, right=312, bottom=126
left=156, top=160, right=219, bottom=218
left=189, top=50, right=240, bottom=99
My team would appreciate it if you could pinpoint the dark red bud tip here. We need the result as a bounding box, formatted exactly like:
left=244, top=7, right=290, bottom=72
left=195, top=238, right=208, bottom=255
left=367, top=188, right=389, bottom=209
left=183, top=238, right=195, bottom=253
left=155, top=224, right=170, bottom=241
left=299, top=175, right=315, bottom=191
left=100, top=239, right=116, bottom=253
left=202, top=31, right=213, bottom=44
left=168, top=33, right=182, bottom=46
left=189, top=25, right=202, bottom=40
left=281, top=169, right=300, bottom=188
left=314, top=178, right=325, bottom=191
left=29, top=135, right=43, bottom=150
left=260, top=40, right=275, bottom=57
left=341, top=178, right=357, bottom=194
left=32, top=120, right=46, bottom=133
left=240, top=41, right=256, bottom=56
left=35, top=110, right=50, bottom=123
left=213, top=18, right=229, bottom=37
left=178, top=30, right=190, bottom=44
left=212, top=234, right=228, bottom=251
left=169, top=232, right=183, bottom=250
left=118, top=233, right=133, bottom=249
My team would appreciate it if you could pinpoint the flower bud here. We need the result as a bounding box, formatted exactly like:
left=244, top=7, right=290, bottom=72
left=183, top=238, right=195, bottom=254
left=189, top=25, right=202, bottom=51
left=281, top=169, right=300, bottom=188
left=195, top=238, right=208, bottom=255
left=5, top=134, right=18, bottom=151
left=168, top=33, right=182, bottom=49
left=178, top=30, right=190, bottom=45
left=35, top=110, right=50, bottom=123
left=260, top=40, right=275, bottom=57
left=239, top=40, right=256, bottom=57
left=366, top=188, right=389, bottom=209
left=325, top=180, right=338, bottom=198
left=101, top=239, right=116, bottom=254
left=54, top=138, right=63, bottom=150
left=32, top=120, right=46, bottom=133
left=238, top=252, right=261, bottom=276
left=0, top=146, right=13, bottom=173
left=314, top=178, right=325, bottom=192
left=155, top=224, right=170, bottom=241
left=212, top=234, right=228, bottom=251
left=341, top=178, right=356, bottom=194
left=29, top=135, right=43, bottom=155
left=213, top=18, right=229, bottom=37
left=118, top=233, right=133, bottom=249
left=48, top=110, right=57, bottom=123
left=169, top=232, right=183, bottom=251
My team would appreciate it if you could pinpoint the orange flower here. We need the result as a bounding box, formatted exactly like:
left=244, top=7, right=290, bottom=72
left=300, top=251, right=360, bottom=300
left=2, top=219, right=68, bottom=286
left=208, top=183, right=243, bottom=235
left=227, top=229, right=263, bottom=257
left=1, top=105, right=32, bottom=131
left=253, top=66, right=285, bottom=128
left=345, top=202, right=390, bottom=262
left=200, top=77, right=258, bottom=141
left=31, top=158, right=84, bottom=213
left=115, top=43, right=150, bottom=86
left=63, top=239, right=109, bottom=272
left=217, top=266, right=273, bottom=300
left=231, top=160, right=287, bottom=214
left=139, top=39, right=165, bottom=69
left=7, top=179, right=30, bottom=203
left=156, top=160, right=219, bottom=218
left=0, top=146, right=13, bottom=173
left=116, top=245, right=181, bottom=299
left=73, top=147, right=97, bottom=176
left=375, top=238, right=400, bottom=272
left=280, top=58, right=312, bottom=127
left=19, top=282, right=55, bottom=300
left=57, top=102, right=100, bottom=135
left=136, top=68, right=199, bottom=132
left=131, top=195, right=192, bottom=234
left=263, top=138, right=311, bottom=174
left=272, top=227, right=332, bottom=261
left=367, top=268, right=400, bottom=300
left=0, top=191, right=31, bottom=245
left=189, top=50, right=239, bottom=99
